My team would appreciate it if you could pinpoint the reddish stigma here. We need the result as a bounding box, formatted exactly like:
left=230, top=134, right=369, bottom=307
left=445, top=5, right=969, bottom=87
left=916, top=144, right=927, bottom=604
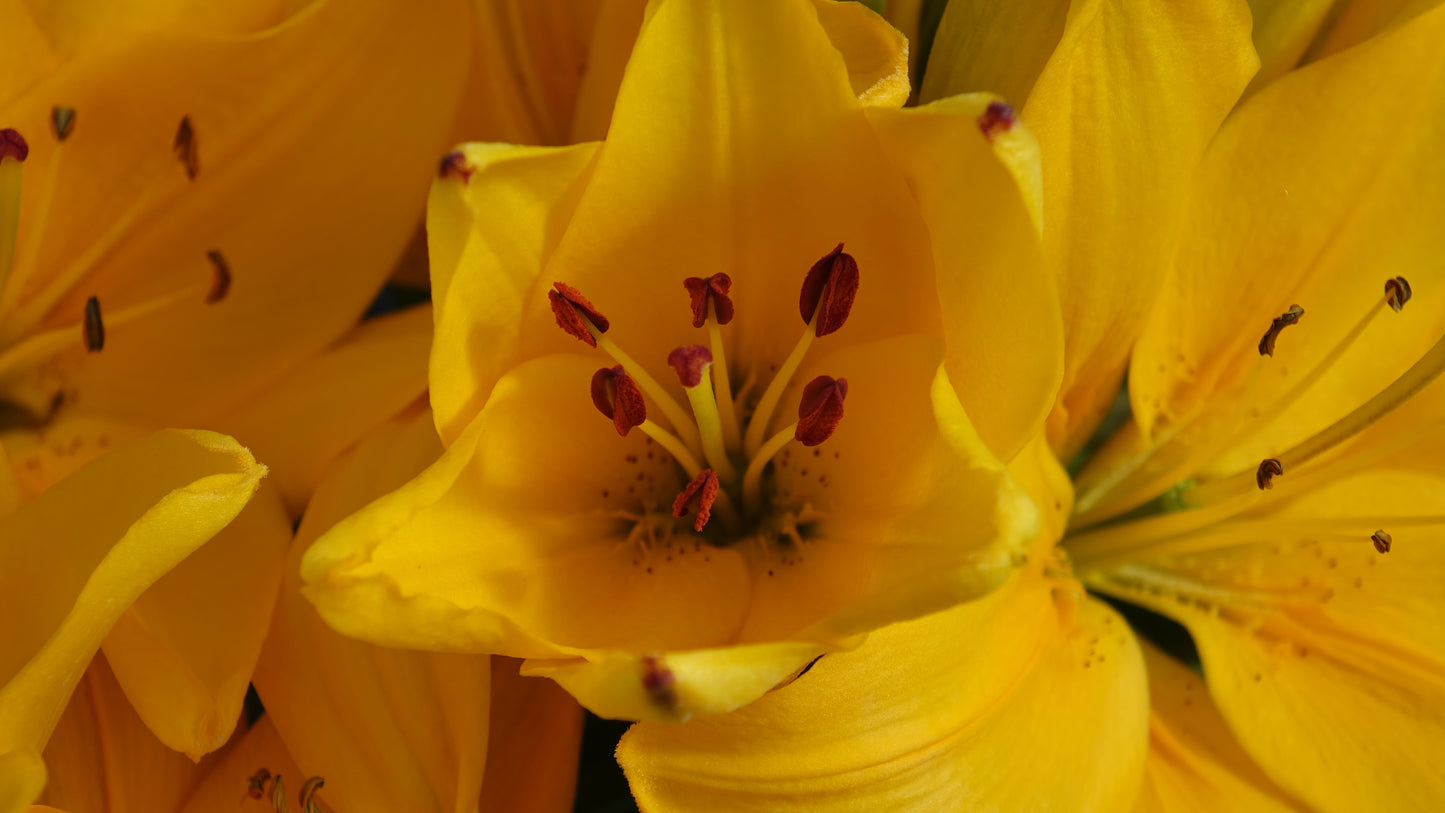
left=683, top=273, right=735, bottom=327
left=977, top=101, right=1017, bottom=142
left=0, top=129, right=28, bottom=162
left=590, top=366, right=647, bottom=436
left=795, top=376, right=848, bottom=446
left=641, top=655, right=679, bottom=710
left=799, top=244, right=860, bottom=337
left=548, top=282, right=610, bottom=347
left=667, top=344, right=713, bottom=388
left=672, top=469, right=720, bottom=531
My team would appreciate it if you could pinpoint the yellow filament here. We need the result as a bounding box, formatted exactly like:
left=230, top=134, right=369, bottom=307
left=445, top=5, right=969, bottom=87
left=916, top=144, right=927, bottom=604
left=638, top=419, right=704, bottom=478
left=742, top=422, right=796, bottom=517
left=1180, top=330, right=1445, bottom=508
left=707, top=305, right=742, bottom=453
left=744, top=313, right=817, bottom=458
left=0, top=156, right=23, bottom=301
left=593, top=329, right=704, bottom=456
left=681, top=365, right=739, bottom=482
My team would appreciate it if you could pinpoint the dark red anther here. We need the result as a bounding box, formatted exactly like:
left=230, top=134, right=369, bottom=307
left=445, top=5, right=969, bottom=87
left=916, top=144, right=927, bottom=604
left=1385, top=277, right=1412, bottom=312
left=667, top=344, right=713, bottom=387
left=83, top=296, right=104, bottom=352
left=173, top=116, right=198, bottom=180
left=438, top=150, right=473, bottom=182
left=641, top=655, right=679, bottom=710
left=672, top=469, right=720, bottom=532
left=1255, top=458, right=1283, bottom=490
left=246, top=768, right=272, bottom=800
left=1258, top=304, right=1304, bottom=357
left=799, top=244, right=859, bottom=337
left=51, top=107, right=75, bottom=142
left=977, top=100, right=1016, bottom=143
left=0, top=129, right=28, bottom=162
left=205, top=250, right=231, bottom=304
left=1371, top=529, right=1392, bottom=554
left=796, top=375, right=848, bottom=447
left=591, top=366, right=647, bottom=436
left=548, top=282, right=609, bottom=347
left=683, top=273, right=734, bottom=327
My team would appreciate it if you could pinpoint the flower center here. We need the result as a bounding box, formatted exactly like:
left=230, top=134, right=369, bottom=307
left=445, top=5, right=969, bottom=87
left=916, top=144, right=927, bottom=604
left=550, top=245, right=858, bottom=545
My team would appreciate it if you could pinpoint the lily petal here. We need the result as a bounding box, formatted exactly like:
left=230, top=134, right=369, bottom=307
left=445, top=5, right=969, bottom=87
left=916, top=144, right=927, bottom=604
left=809, top=0, right=911, bottom=108
left=1088, top=468, right=1445, bottom=812
left=0, top=429, right=262, bottom=802
left=1020, top=0, right=1258, bottom=456
left=1135, top=642, right=1302, bottom=812
left=617, top=574, right=1146, bottom=811
left=480, top=659, right=583, bottom=813
left=868, top=93, right=1060, bottom=461
left=257, top=407, right=496, bottom=813
left=921, top=0, right=1070, bottom=106
left=176, top=717, right=306, bottom=813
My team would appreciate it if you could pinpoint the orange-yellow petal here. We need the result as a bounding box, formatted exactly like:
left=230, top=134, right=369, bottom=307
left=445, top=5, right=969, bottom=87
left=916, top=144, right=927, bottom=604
left=921, top=0, right=1070, bottom=106
left=479, top=660, right=583, bottom=813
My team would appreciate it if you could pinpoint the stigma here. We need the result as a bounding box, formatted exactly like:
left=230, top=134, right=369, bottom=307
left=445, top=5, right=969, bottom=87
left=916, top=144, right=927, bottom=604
left=559, top=245, right=859, bottom=541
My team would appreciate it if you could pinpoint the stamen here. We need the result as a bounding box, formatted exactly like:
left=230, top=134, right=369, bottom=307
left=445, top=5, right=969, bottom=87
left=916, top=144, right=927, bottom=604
left=672, top=469, right=720, bottom=531
left=1254, top=458, right=1282, bottom=490
left=206, top=250, right=231, bottom=303
left=0, top=129, right=27, bottom=162
left=0, top=130, right=25, bottom=298
left=82, top=296, right=103, bottom=352
left=795, top=375, right=848, bottom=446
left=298, top=777, right=325, bottom=812
left=685, top=274, right=742, bottom=452
left=977, top=100, right=1017, bottom=142
left=51, top=107, right=75, bottom=142
left=1385, top=276, right=1412, bottom=312
left=246, top=768, right=271, bottom=800
left=1257, top=304, right=1305, bottom=357
left=591, top=365, right=647, bottom=436
left=438, top=150, right=474, bottom=182
left=668, top=344, right=738, bottom=481
left=173, top=116, right=199, bottom=180
left=798, top=243, right=859, bottom=338
left=1371, top=529, right=1392, bottom=553
left=548, top=281, right=609, bottom=347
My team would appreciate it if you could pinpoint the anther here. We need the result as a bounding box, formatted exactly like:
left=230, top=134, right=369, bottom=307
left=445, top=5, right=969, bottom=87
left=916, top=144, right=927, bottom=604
left=173, top=116, right=198, bottom=180
left=591, top=366, right=647, bottom=436
left=246, top=768, right=272, bottom=800
left=667, top=344, right=712, bottom=387
left=977, top=100, right=1017, bottom=142
left=548, top=282, right=609, bottom=347
left=683, top=273, right=734, bottom=327
left=51, top=106, right=76, bottom=142
left=1371, top=529, right=1392, bottom=554
left=298, top=777, right=325, bottom=811
left=1257, top=304, right=1305, bottom=357
left=1385, top=277, right=1412, bottom=312
left=1255, top=458, right=1283, bottom=490
left=641, top=655, right=679, bottom=711
left=83, top=296, right=104, bottom=352
left=795, top=376, right=848, bottom=447
left=672, top=469, right=720, bottom=531
left=206, top=250, right=231, bottom=304
left=0, top=129, right=27, bottom=163
left=438, top=150, right=473, bottom=182
left=799, top=244, right=860, bottom=337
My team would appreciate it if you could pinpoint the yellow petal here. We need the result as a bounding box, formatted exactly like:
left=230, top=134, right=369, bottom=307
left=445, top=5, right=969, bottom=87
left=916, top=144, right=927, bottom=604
left=0, top=750, right=45, bottom=813
left=176, top=717, right=307, bottom=813
left=1021, top=0, right=1258, bottom=456
left=257, top=405, right=496, bottom=813
left=102, top=481, right=289, bottom=760
left=427, top=141, right=599, bottom=444
left=1134, top=643, right=1301, bottom=812
left=35, top=657, right=201, bottom=813
left=479, top=659, right=583, bottom=813
left=216, top=304, right=433, bottom=515
left=1, top=0, right=469, bottom=426
left=1297, top=0, right=1444, bottom=65
left=0, top=429, right=262, bottom=781
left=809, top=0, right=911, bottom=108
left=1240, top=0, right=1338, bottom=94
left=921, top=0, right=1070, bottom=106
left=0, top=439, right=22, bottom=516
left=569, top=0, right=649, bottom=143
left=1129, top=3, right=1445, bottom=454
left=618, top=573, right=1147, bottom=811
left=1088, top=468, right=1445, bottom=812
left=868, top=92, right=1060, bottom=461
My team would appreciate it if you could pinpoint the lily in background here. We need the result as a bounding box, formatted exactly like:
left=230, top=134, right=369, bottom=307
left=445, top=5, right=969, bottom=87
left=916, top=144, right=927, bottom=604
left=302, top=0, right=1063, bottom=724
left=620, top=0, right=1445, bottom=810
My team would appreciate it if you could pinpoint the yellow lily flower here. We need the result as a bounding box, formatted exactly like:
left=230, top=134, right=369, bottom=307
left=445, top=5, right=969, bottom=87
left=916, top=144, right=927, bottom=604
left=0, top=0, right=471, bottom=790
left=302, top=0, right=1062, bottom=723
left=623, top=0, right=1445, bottom=809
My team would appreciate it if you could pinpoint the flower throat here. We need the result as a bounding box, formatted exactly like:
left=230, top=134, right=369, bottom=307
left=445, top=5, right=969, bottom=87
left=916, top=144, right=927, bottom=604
left=549, top=244, right=858, bottom=545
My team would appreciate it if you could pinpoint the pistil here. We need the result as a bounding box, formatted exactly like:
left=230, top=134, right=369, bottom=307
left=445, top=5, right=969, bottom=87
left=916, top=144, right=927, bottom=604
left=667, top=344, right=738, bottom=482
left=685, top=274, right=742, bottom=453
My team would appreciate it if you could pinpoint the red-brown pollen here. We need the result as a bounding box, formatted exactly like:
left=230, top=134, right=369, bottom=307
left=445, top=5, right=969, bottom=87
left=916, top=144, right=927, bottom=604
left=683, top=273, right=735, bottom=327
left=1385, top=277, right=1412, bottom=312
left=590, top=366, right=647, bottom=436
left=799, top=244, right=860, bottom=337
left=672, top=469, right=720, bottom=531
left=977, top=100, right=1017, bottom=142
left=1371, top=529, right=1393, bottom=553
left=548, top=282, right=610, bottom=347
left=1255, top=458, right=1283, bottom=490
left=796, top=376, right=848, bottom=447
